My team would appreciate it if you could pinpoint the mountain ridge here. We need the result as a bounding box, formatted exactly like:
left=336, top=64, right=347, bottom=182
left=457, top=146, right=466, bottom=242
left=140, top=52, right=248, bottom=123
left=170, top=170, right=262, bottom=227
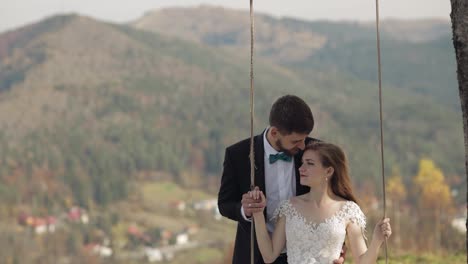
left=131, top=5, right=457, bottom=108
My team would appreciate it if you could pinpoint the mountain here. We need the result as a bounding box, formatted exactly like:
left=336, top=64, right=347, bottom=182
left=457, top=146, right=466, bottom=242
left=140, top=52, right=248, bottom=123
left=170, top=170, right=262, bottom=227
left=0, top=9, right=464, bottom=212
left=0, top=14, right=343, bottom=207
left=130, top=5, right=464, bottom=188
left=370, top=19, right=451, bottom=43
left=132, top=6, right=458, bottom=108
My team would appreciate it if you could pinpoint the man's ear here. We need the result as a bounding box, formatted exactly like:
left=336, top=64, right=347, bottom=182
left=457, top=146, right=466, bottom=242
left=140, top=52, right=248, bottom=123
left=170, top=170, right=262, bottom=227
left=270, top=126, right=279, bottom=138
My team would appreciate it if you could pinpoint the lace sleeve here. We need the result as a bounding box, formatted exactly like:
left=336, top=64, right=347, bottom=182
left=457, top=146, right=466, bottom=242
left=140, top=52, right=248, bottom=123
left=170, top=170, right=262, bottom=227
left=270, top=199, right=290, bottom=222
left=346, top=202, right=366, bottom=230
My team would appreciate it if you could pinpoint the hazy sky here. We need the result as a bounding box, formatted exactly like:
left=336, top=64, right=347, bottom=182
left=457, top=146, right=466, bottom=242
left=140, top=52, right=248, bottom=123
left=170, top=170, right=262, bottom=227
left=0, top=0, right=452, bottom=33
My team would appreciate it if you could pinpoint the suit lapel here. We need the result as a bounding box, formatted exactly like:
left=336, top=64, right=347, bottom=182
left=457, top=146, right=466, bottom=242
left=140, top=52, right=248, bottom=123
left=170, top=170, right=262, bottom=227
left=254, top=132, right=265, bottom=193
left=253, top=131, right=267, bottom=220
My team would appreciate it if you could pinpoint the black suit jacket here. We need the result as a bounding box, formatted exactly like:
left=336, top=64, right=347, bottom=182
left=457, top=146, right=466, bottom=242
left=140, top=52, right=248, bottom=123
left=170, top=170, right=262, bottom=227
left=218, top=131, right=315, bottom=264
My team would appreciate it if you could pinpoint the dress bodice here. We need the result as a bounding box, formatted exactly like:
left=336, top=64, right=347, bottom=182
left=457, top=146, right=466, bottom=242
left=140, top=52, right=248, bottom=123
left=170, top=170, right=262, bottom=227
left=272, top=200, right=366, bottom=264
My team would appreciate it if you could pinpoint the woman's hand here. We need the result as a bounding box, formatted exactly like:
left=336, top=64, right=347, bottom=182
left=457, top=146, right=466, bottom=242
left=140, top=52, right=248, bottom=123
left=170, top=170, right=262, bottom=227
left=248, top=187, right=266, bottom=217
left=372, top=218, right=392, bottom=243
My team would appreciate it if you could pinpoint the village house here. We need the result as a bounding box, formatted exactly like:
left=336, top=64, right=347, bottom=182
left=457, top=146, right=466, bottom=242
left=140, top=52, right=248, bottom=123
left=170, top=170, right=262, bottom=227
left=67, top=206, right=89, bottom=224
left=128, top=225, right=152, bottom=245
left=18, top=213, right=57, bottom=234
left=169, top=200, right=186, bottom=211
left=193, top=199, right=223, bottom=220
left=193, top=199, right=217, bottom=211
left=144, top=247, right=163, bottom=262
left=175, top=232, right=189, bottom=245
left=84, top=243, right=113, bottom=258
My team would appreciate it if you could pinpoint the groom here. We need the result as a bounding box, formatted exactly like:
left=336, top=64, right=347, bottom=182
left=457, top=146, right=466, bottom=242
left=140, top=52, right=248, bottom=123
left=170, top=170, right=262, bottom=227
left=218, top=95, right=345, bottom=264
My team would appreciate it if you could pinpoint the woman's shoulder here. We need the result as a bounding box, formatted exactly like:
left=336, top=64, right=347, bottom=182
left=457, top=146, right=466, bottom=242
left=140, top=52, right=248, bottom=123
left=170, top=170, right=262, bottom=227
left=329, top=195, right=354, bottom=211
left=341, top=201, right=366, bottom=228
left=340, top=200, right=363, bottom=214
left=343, top=200, right=360, bottom=208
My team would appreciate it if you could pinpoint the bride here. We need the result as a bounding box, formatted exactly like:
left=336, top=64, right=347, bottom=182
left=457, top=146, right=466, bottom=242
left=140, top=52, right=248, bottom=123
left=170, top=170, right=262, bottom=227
left=250, top=141, right=392, bottom=264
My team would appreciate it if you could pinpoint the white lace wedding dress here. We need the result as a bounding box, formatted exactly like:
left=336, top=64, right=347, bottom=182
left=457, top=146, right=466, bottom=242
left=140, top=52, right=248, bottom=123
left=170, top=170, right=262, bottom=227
left=272, top=200, right=366, bottom=264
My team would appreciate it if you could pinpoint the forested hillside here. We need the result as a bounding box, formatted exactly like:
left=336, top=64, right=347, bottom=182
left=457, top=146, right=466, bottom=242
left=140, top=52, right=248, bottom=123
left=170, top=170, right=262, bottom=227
left=0, top=9, right=463, bottom=212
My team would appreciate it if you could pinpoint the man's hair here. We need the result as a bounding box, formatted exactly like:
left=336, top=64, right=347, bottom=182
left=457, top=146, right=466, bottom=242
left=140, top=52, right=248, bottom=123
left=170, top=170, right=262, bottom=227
left=269, top=95, right=314, bottom=135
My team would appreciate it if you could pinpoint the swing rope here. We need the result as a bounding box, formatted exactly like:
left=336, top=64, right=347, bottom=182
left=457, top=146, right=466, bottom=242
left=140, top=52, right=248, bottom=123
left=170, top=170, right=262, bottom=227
left=374, top=0, right=389, bottom=263
left=249, top=1, right=256, bottom=264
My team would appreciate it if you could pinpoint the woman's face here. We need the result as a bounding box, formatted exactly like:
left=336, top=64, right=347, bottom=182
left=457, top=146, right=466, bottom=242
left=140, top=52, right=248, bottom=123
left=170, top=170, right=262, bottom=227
left=298, top=150, right=331, bottom=187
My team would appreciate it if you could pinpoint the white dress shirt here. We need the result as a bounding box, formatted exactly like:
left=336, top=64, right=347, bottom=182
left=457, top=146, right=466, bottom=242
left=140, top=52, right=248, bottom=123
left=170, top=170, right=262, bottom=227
left=241, top=128, right=297, bottom=234
left=263, top=128, right=296, bottom=233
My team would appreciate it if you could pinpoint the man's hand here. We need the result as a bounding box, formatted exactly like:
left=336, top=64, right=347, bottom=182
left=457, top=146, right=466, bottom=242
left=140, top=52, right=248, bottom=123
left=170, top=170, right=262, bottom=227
left=241, top=186, right=264, bottom=217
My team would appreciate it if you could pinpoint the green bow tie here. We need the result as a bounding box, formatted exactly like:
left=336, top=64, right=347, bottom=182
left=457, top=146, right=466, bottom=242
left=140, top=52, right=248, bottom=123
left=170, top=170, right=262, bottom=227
left=269, top=153, right=292, bottom=164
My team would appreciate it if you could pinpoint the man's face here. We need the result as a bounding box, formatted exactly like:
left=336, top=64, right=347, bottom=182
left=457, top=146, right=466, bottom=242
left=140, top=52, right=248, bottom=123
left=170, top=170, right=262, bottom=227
left=274, top=131, right=308, bottom=156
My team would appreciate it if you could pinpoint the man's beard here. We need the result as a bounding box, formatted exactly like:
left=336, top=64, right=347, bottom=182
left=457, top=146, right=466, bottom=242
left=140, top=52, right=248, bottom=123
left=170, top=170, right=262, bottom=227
left=275, top=139, right=300, bottom=156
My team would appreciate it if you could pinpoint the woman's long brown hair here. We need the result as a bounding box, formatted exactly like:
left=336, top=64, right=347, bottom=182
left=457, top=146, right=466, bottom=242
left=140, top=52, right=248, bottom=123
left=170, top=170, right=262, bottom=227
left=304, top=141, right=359, bottom=204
